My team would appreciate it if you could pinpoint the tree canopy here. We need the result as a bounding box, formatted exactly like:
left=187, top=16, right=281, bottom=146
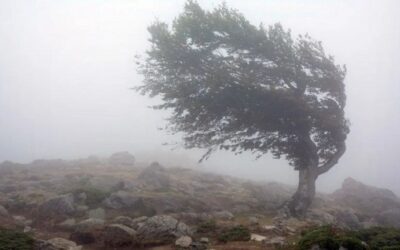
left=137, top=1, right=349, bottom=175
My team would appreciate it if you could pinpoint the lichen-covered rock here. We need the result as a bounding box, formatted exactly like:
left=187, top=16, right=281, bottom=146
left=135, top=215, right=192, bottom=246
left=103, top=224, right=136, bottom=247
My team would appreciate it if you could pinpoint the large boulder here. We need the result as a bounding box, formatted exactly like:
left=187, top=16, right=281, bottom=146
left=137, top=162, right=170, bottom=191
left=38, top=194, right=76, bottom=217
left=135, top=215, right=192, bottom=246
left=109, top=152, right=135, bottom=166
left=103, top=224, right=137, bottom=247
left=103, top=191, right=141, bottom=209
left=332, top=177, right=400, bottom=216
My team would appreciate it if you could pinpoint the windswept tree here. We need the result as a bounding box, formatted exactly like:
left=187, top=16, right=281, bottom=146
left=137, top=1, right=349, bottom=216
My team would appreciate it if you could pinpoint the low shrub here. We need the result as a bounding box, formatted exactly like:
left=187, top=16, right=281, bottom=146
left=0, top=228, right=34, bottom=250
left=197, top=219, right=217, bottom=233
left=217, top=225, right=251, bottom=243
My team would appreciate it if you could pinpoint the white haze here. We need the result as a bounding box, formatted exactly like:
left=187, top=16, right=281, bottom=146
left=0, top=0, right=399, bottom=194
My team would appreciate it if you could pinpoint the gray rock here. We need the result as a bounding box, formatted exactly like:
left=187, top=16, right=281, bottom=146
left=212, top=210, right=234, bottom=220
left=175, top=236, right=192, bottom=248
left=35, top=237, right=82, bottom=250
left=200, top=237, right=209, bottom=244
left=335, top=209, right=361, bottom=230
left=75, top=218, right=105, bottom=232
left=103, top=224, right=137, bottom=247
left=332, top=177, right=400, bottom=216
left=113, top=216, right=136, bottom=228
left=58, top=218, right=76, bottom=231
left=136, top=215, right=192, bottom=246
left=87, top=208, right=105, bottom=220
left=137, top=162, right=170, bottom=191
left=377, top=208, right=400, bottom=227
left=38, top=193, right=76, bottom=216
left=103, top=191, right=141, bottom=209
left=307, top=209, right=336, bottom=225
left=266, top=236, right=286, bottom=247
left=248, top=216, right=259, bottom=225
left=0, top=205, right=9, bottom=217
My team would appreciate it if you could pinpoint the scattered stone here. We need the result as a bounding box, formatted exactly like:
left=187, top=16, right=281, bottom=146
left=265, top=236, right=286, bottom=247
left=248, top=216, right=259, bottom=225
left=200, top=237, right=209, bottom=244
left=335, top=209, right=361, bottom=229
left=175, top=236, right=192, bottom=248
left=251, top=233, right=266, bottom=242
left=23, top=226, right=32, bottom=233
left=103, top=224, right=137, bottom=247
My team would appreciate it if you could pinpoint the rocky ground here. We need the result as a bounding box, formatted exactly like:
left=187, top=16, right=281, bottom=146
left=0, top=152, right=399, bottom=249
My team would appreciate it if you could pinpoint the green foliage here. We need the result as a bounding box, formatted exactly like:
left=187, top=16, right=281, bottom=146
left=217, top=225, right=251, bottom=243
left=0, top=228, right=34, bottom=250
left=298, top=226, right=341, bottom=250
left=298, top=226, right=400, bottom=250
left=137, top=0, right=349, bottom=170
left=197, top=219, right=217, bottom=233
left=355, top=227, right=400, bottom=250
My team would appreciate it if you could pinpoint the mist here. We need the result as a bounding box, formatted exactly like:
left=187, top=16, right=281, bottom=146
left=1, top=0, right=399, bottom=195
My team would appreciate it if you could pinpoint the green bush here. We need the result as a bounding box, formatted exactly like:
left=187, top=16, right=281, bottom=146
left=197, top=220, right=217, bottom=233
left=0, top=228, right=34, bottom=250
left=218, top=225, right=251, bottom=243
left=298, top=226, right=365, bottom=250
left=298, top=226, right=400, bottom=250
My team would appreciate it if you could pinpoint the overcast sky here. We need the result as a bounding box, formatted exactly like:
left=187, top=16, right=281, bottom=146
left=0, top=0, right=399, bottom=194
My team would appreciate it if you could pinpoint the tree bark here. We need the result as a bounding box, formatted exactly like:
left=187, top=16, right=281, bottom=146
left=287, top=166, right=318, bottom=217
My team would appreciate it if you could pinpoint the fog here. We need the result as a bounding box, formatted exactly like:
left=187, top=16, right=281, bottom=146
left=0, top=0, right=399, bottom=194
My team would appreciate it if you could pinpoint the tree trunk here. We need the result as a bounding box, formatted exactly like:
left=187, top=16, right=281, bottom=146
left=287, top=167, right=318, bottom=217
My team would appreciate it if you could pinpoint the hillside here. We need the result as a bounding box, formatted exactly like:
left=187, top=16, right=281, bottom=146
left=0, top=152, right=399, bottom=249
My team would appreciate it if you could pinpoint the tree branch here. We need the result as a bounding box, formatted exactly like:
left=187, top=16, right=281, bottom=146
left=317, top=143, right=346, bottom=175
